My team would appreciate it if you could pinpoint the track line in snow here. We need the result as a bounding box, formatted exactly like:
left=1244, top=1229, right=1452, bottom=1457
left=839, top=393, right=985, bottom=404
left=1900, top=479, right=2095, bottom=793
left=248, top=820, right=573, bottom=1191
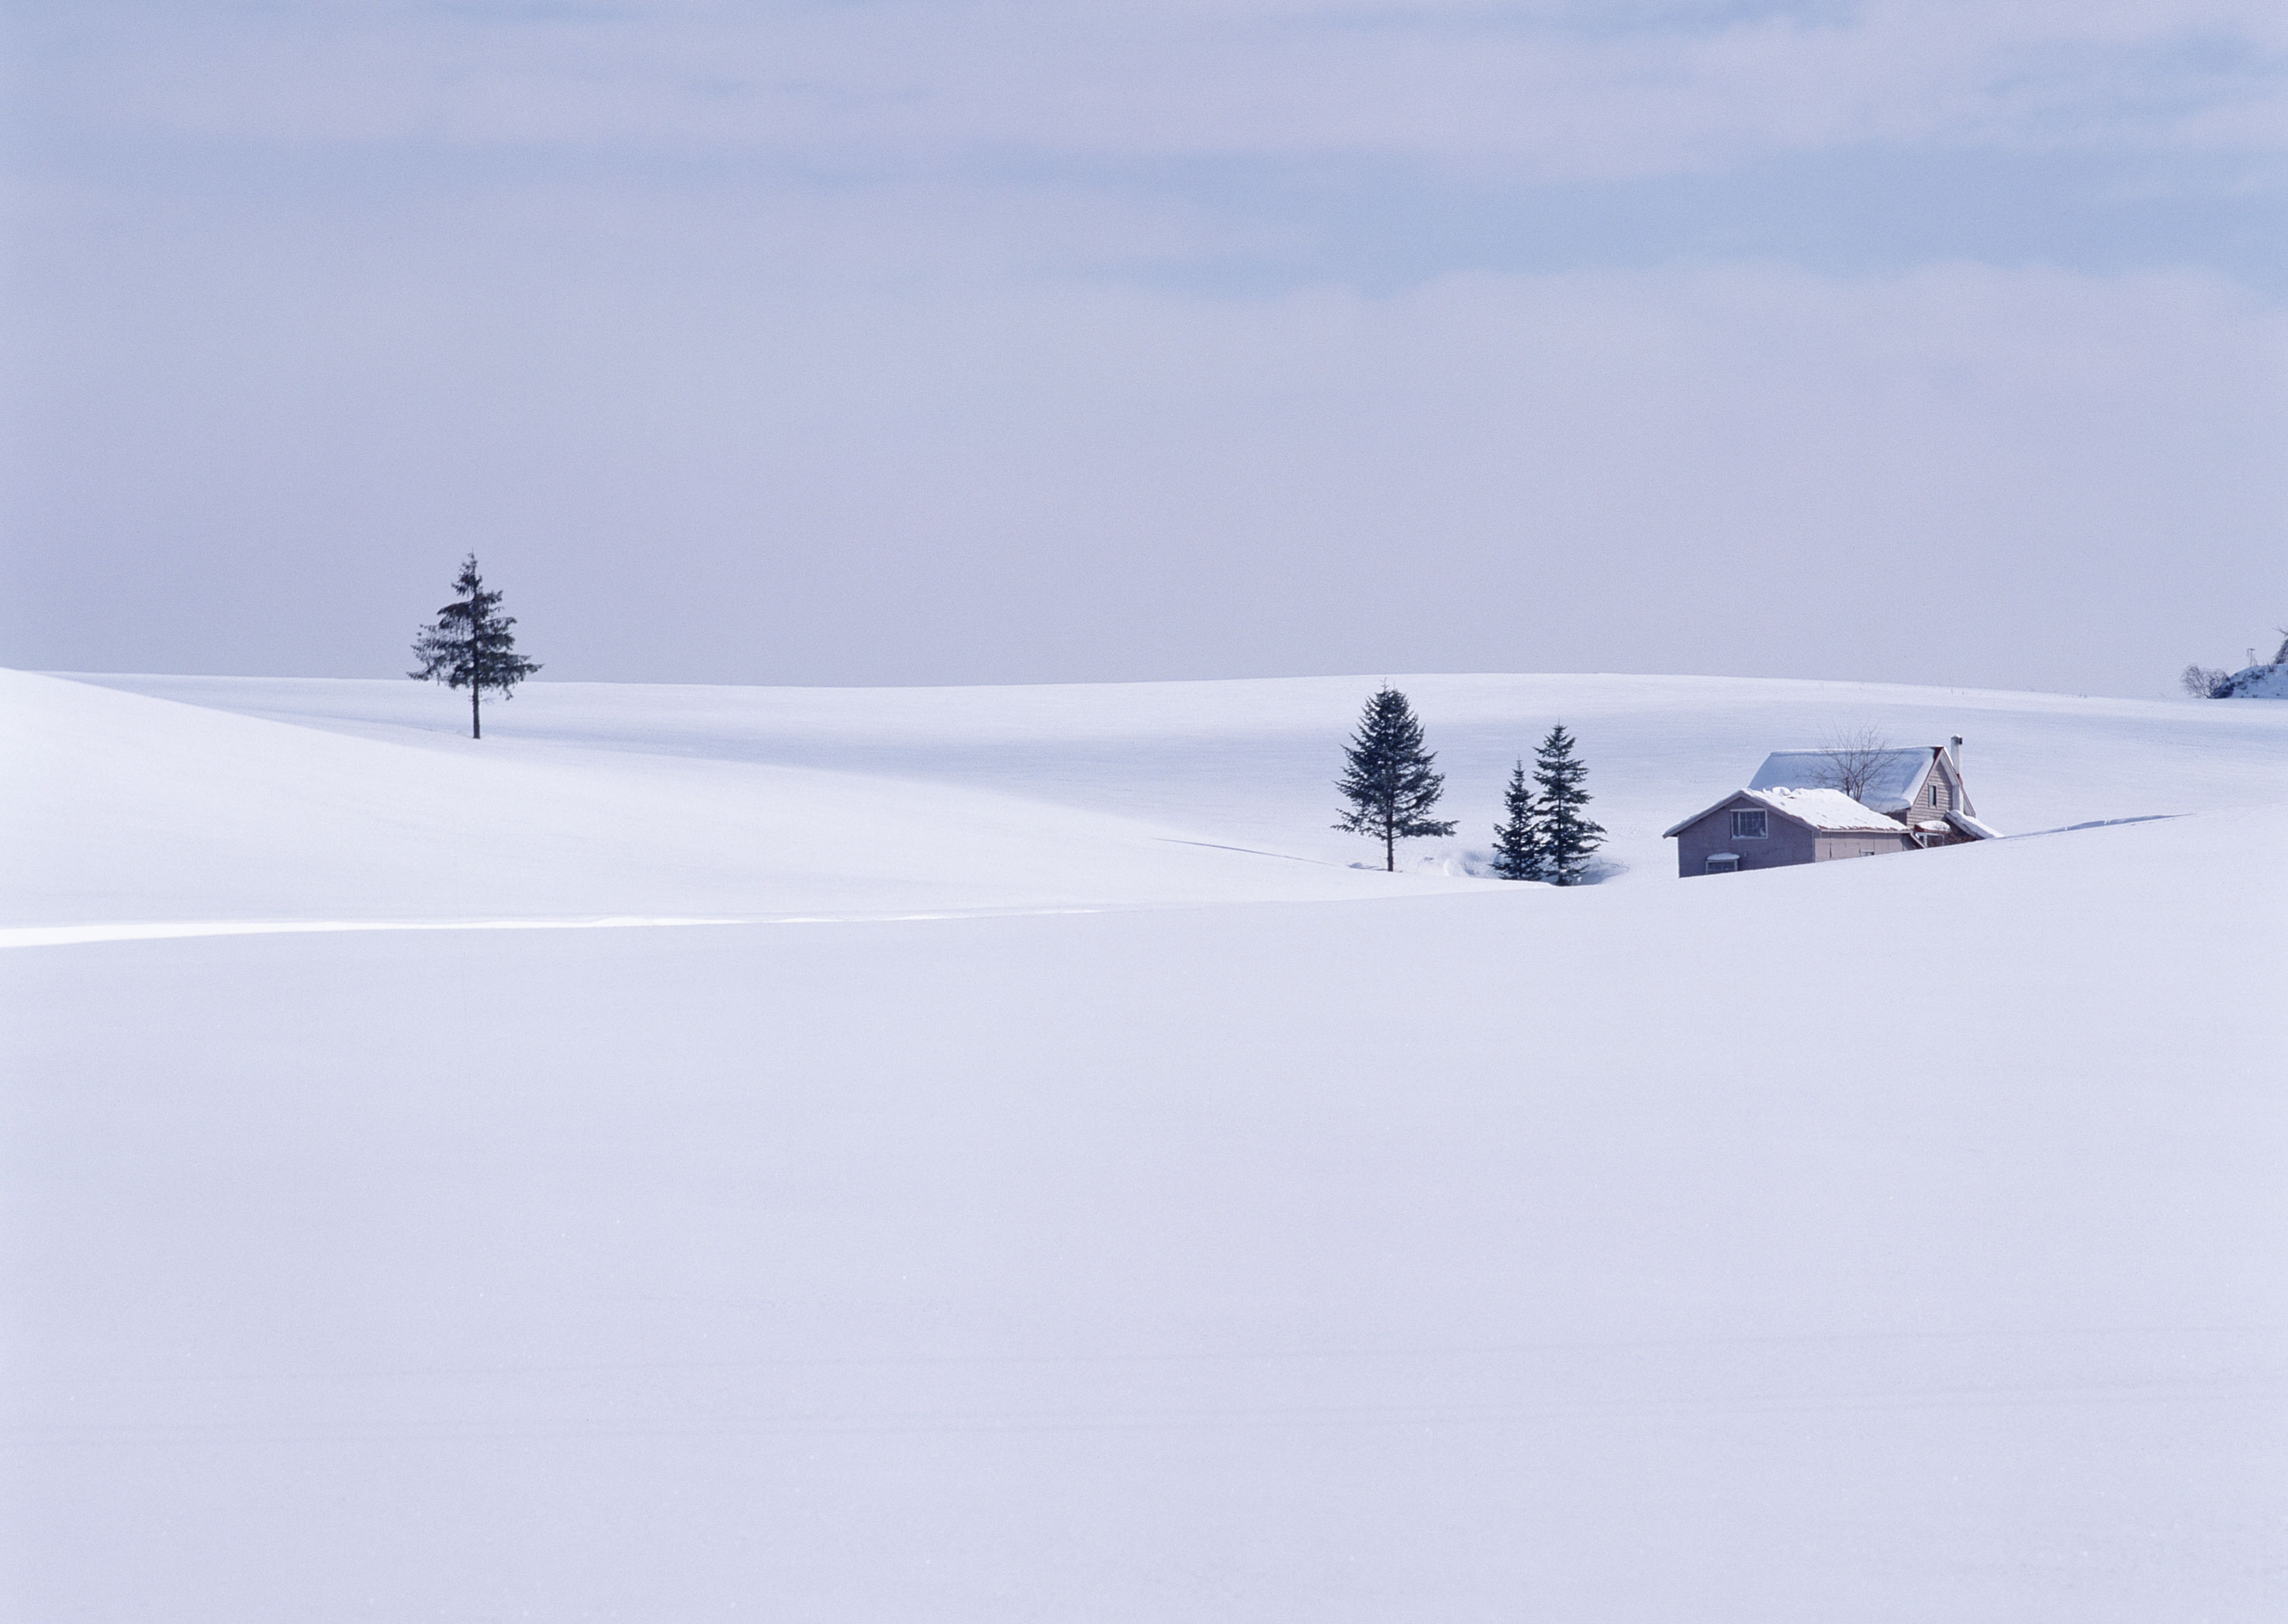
left=2006, top=813, right=2186, bottom=838
left=0, top=910, right=1120, bottom=951
left=1152, top=838, right=1339, bottom=866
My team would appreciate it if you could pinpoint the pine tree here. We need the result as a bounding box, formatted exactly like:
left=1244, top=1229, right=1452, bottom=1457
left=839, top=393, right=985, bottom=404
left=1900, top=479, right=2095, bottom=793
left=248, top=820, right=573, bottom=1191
left=409, top=555, right=541, bottom=739
left=1489, top=760, right=1543, bottom=881
left=1529, top=723, right=1604, bottom=886
left=1333, top=686, right=1457, bottom=872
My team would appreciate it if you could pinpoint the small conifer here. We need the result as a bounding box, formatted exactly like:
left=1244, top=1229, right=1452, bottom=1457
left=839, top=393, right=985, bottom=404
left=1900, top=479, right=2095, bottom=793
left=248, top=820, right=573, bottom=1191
left=410, top=555, right=541, bottom=739
left=1530, top=723, right=1605, bottom=886
left=1489, top=760, right=1543, bottom=881
left=1333, top=686, right=1457, bottom=872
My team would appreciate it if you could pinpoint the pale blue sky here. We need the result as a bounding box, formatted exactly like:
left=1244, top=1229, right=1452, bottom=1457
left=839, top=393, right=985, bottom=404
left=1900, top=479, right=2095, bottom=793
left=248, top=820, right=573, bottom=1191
left=5, top=1, right=2283, bottom=693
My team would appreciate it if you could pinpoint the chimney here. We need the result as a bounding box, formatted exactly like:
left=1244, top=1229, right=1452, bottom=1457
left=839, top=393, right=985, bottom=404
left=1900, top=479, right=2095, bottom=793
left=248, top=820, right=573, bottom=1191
left=1948, top=735, right=1965, bottom=772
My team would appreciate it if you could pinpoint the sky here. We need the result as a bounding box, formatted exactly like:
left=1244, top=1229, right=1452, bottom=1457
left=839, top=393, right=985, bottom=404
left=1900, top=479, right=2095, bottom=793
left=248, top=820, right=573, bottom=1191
left=2, top=1, right=2283, bottom=696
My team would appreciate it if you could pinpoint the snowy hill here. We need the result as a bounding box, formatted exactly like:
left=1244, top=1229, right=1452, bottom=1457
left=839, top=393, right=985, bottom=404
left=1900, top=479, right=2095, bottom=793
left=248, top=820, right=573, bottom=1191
left=19, top=668, right=2288, bottom=933
left=4, top=670, right=1488, bottom=940
left=5, top=669, right=2284, bottom=1622
left=2216, top=661, right=2288, bottom=699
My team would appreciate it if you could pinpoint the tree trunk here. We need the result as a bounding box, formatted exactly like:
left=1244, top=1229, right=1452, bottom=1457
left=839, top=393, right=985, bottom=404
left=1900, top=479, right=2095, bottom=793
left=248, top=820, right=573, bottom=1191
left=471, top=685, right=481, bottom=740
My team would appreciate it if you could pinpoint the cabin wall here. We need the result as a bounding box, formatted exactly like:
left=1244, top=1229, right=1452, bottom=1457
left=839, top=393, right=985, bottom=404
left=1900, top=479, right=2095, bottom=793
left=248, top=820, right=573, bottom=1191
left=1675, top=797, right=1819, bottom=876
left=1815, top=833, right=1914, bottom=860
left=1899, top=757, right=1979, bottom=844
left=1903, top=758, right=1955, bottom=817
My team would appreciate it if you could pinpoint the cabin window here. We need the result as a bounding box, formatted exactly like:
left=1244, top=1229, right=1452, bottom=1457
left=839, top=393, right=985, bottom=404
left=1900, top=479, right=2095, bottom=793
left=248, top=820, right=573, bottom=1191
left=1705, top=853, right=1740, bottom=874
left=1730, top=810, right=1768, bottom=839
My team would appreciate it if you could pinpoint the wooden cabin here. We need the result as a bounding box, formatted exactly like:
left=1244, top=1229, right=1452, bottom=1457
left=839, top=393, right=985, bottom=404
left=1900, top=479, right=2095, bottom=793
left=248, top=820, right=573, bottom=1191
left=1664, top=741, right=2000, bottom=878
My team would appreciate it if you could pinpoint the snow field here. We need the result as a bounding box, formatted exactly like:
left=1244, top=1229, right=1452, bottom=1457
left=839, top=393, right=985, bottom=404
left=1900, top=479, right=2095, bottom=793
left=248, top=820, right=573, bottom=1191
left=1, top=671, right=1484, bottom=935
left=3, top=668, right=2283, bottom=1620
left=49, top=666, right=2288, bottom=910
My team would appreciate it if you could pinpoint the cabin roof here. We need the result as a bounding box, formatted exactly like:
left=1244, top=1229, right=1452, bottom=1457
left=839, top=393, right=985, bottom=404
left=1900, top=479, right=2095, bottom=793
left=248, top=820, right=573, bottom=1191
left=1661, top=785, right=1907, bottom=839
left=1747, top=747, right=1943, bottom=814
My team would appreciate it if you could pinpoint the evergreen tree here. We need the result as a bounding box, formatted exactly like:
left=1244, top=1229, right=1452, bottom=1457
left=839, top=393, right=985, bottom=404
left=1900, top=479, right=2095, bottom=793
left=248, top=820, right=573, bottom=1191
left=1489, top=759, right=1543, bottom=881
left=409, top=555, right=541, bottom=739
left=1333, top=686, right=1457, bottom=871
left=1529, top=723, right=1604, bottom=886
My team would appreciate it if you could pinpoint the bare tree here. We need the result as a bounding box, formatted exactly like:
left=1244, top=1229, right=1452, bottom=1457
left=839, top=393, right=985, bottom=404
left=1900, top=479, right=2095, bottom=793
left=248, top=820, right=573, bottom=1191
left=2177, top=626, right=2282, bottom=698
left=1809, top=725, right=1895, bottom=803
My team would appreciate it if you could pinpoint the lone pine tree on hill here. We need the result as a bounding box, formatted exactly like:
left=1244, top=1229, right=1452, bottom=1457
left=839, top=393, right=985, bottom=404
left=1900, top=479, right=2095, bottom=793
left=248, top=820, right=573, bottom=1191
left=410, top=555, right=541, bottom=739
left=1530, top=723, right=1605, bottom=886
left=1334, top=686, right=1457, bottom=872
left=1489, top=761, right=1543, bottom=881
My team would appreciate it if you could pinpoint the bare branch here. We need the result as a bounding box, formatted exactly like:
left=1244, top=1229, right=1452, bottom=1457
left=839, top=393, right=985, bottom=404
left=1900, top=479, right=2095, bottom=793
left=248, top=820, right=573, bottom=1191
left=1809, top=724, right=1893, bottom=803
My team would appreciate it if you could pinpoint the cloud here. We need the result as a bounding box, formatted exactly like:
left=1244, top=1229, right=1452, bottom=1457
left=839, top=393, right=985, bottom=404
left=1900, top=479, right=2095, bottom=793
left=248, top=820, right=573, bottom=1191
left=5, top=2, right=2280, bottom=693
left=7, top=192, right=2280, bottom=693
left=25, top=1, right=2286, bottom=177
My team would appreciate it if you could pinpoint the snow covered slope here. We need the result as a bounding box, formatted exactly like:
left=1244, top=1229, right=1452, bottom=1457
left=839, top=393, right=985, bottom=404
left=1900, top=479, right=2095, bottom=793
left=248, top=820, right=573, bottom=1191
left=5, top=669, right=2284, bottom=1622
left=5, top=670, right=1491, bottom=936
left=37, top=668, right=2288, bottom=924
left=2217, top=661, right=2288, bottom=699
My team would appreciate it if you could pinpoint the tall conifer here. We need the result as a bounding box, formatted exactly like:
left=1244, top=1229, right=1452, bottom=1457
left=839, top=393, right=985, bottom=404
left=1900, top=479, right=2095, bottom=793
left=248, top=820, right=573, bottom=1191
left=1530, top=723, right=1604, bottom=886
left=410, top=555, right=541, bottom=739
left=1333, top=686, right=1457, bottom=871
left=1489, top=760, right=1543, bottom=881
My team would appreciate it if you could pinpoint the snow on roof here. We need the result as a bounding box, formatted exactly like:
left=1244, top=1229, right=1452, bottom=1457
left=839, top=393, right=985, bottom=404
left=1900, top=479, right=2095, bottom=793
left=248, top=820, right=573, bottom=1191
left=1748, top=747, right=1939, bottom=812
left=1946, top=811, right=2004, bottom=840
left=1740, top=786, right=1910, bottom=833
left=1661, top=785, right=1907, bottom=838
